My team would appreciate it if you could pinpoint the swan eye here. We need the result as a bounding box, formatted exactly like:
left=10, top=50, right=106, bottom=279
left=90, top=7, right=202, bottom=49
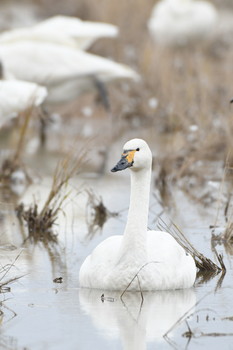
left=136, top=148, right=140, bottom=151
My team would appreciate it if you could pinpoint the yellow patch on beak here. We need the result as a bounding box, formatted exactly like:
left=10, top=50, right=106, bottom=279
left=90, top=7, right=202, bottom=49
left=124, top=150, right=136, bottom=164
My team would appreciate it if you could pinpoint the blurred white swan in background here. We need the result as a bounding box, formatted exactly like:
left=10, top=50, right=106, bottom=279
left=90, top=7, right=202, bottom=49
left=0, top=79, right=47, bottom=128
left=35, top=15, right=119, bottom=50
left=0, top=15, right=118, bottom=50
left=148, top=0, right=218, bottom=46
left=79, top=139, right=196, bottom=291
left=79, top=288, right=196, bottom=349
left=0, top=42, right=139, bottom=105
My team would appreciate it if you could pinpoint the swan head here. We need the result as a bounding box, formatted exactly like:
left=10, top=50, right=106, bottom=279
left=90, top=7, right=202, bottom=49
left=111, top=138, right=152, bottom=172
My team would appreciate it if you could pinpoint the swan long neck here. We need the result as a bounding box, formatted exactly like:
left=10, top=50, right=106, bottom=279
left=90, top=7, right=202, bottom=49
left=118, top=167, right=151, bottom=262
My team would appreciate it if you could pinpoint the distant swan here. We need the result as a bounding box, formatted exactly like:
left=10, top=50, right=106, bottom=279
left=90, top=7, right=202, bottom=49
left=79, top=138, right=196, bottom=291
left=0, top=42, right=139, bottom=105
left=0, top=79, right=47, bottom=128
left=0, top=15, right=118, bottom=50
left=35, top=15, right=118, bottom=50
left=148, top=0, right=218, bottom=46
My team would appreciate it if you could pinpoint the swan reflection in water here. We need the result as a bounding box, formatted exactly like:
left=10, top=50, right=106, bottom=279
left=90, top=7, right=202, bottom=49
left=79, top=288, right=196, bottom=349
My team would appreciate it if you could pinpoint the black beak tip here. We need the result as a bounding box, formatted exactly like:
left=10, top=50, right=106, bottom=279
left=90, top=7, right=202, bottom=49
left=111, top=166, right=118, bottom=172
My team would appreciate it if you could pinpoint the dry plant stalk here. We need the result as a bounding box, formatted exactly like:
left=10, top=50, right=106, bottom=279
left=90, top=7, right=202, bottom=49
left=116, top=218, right=225, bottom=300
left=120, top=261, right=160, bottom=303
left=224, top=224, right=233, bottom=242
left=0, top=103, right=37, bottom=186
left=13, top=104, right=35, bottom=165
left=0, top=252, right=23, bottom=293
left=212, top=157, right=233, bottom=243
left=17, top=146, right=87, bottom=243
left=157, top=218, right=224, bottom=273
left=222, top=191, right=233, bottom=243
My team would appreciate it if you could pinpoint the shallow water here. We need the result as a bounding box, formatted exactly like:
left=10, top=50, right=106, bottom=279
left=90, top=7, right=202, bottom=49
left=0, top=169, right=232, bottom=350
left=0, top=0, right=233, bottom=347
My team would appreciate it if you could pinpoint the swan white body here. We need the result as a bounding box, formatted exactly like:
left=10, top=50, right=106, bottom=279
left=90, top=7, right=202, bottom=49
left=0, top=16, right=118, bottom=50
left=0, top=80, right=47, bottom=127
left=0, top=42, right=139, bottom=104
left=35, top=16, right=118, bottom=50
left=148, top=0, right=218, bottom=46
left=79, top=139, right=196, bottom=291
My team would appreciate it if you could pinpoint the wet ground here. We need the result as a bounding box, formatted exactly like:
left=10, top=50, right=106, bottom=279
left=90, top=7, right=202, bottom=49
left=0, top=151, right=232, bottom=350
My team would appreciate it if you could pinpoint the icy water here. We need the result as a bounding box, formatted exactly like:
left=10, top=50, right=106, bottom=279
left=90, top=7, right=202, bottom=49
left=0, top=168, right=233, bottom=350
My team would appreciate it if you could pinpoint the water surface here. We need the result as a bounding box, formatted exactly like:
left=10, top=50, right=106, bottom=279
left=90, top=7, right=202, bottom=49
left=0, top=172, right=232, bottom=350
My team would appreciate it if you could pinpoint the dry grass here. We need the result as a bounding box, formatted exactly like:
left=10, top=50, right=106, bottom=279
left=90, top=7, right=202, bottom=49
left=0, top=104, right=41, bottom=189
left=37, top=0, right=233, bottom=202
left=21, top=0, right=233, bottom=143
left=0, top=252, right=23, bottom=293
left=0, top=254, right=22, bottom=327
left=29, top=0, right=233, bottom=184
left=7, top=1, right=233, bottom=244
left=210, top=157, right=233, bottom=243
left=221, top=163, right=233, bottom=242
left=16, top=145, right=87, bottom=243
left=157, top=218, right=225, bottom=274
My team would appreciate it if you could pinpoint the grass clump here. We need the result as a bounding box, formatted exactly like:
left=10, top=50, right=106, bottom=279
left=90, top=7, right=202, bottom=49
left=16, top=146, right=87, bottom=243
left=16, top=203, right=58, bottom=243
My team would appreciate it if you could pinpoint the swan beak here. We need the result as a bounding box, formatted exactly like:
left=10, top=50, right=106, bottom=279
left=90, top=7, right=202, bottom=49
left=111, top=150, right=136, bottom=172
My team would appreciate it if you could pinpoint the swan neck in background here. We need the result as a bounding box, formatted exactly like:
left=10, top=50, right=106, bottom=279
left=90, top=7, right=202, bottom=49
left=118, top=167, right=151, bottom=262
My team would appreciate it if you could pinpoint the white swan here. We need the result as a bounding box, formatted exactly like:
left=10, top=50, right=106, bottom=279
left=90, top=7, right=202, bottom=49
left=0, top=16, right=118, bottom=50
left=0, top=42, right=139, bottom=105
left=148, top=0, right=218, bottom=46
left=0, top=79, right=47, bottom=128
left=79, top=138, right=196, bottom=291
left=35, top=15, right=118, bottom=50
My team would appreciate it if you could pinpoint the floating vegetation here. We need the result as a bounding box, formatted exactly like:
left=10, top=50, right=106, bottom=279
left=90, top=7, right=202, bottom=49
left=157, top=218, right=225, bottom=275
left=85, top=188, right=118, bottom=238
left=100, top=294, right=115, bottom=303
left=53, top=277, right=63, bottom=283
left=16, top=146, right=87, bottom=244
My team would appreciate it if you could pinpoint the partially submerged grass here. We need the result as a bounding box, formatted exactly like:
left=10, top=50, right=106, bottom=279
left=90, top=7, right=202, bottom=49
left=85, top=188, right=118, bottom=238
left=16, top=146, right=87, bottom=243
left=119, top=217, right=225, bottom=300
left=157, top=218, right=225, bottom=274
left=0, top=284, right=18, bottom=325
left=181, top=312, right=233, bottom=342
left=211, top=158, right=233, bottom=244
left=164, top=287, right=233, bottom=348
left=220, top=192, right=233, bottom=243
left=16, top=202, right=58, bottom=243
left=0, top=252, right=23, bottom=293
